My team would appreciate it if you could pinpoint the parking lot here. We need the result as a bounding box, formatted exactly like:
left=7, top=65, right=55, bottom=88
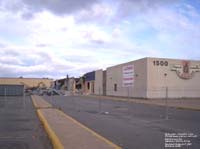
left=0, top=96, right=52, bottom=149
left=44, top=95, right=200, bottom=149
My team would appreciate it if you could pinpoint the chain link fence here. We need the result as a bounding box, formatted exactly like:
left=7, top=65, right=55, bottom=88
left=41, top=86, right=200, bottom=122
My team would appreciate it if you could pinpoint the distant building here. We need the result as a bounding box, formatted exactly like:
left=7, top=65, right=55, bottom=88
left=0, top=77, right=53, bottom=89
left=83, top=71, right=95, bottom=95
left=0, top=77, right=53, bottom=96
left=75, top=77, right=84, bottom=93
left=53, top=77, right=76, bottom=93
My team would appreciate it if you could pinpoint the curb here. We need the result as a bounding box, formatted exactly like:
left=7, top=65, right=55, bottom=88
left=31, top=96, right=63, bottom=149
left=31, top=96, right=121, bottom=149
left=56, top=109, right=122, bottom=149
left=88, top=95, right=200, bottom=111
left=31, top=95, right=38, bottom=108
left=37, top=109, right=64, bottom=149
left=175, top=106, right=200, bottom=111
left=31, top=95, right=52, bottom=109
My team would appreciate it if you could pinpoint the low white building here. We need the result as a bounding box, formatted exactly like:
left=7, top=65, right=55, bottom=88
left=95, top=57, right=200, bottom=99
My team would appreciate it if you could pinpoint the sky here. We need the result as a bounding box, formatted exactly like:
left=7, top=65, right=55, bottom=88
left=0, top=0, right=200, bottom=79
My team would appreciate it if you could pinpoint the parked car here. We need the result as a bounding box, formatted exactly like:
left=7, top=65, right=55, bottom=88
left=47, top=89, right=60, bottom=96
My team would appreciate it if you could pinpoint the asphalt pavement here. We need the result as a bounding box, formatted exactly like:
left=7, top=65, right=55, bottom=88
left=0, top=96, right=52, bottom=149
left=43, top=95, right=200, bottom=149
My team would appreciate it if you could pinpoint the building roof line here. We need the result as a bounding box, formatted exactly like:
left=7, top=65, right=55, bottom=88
left=0, top=77, right=53, bottom=80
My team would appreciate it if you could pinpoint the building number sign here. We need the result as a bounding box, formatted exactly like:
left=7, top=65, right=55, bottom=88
left=153, top=60, right=168, bottom=66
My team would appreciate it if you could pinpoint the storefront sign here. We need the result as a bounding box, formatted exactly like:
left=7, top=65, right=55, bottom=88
left=122, top=65, right=134, bottom=87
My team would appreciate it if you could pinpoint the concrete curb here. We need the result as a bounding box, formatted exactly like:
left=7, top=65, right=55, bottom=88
left=31, top=95, right=52, bottom=109
left=31, top=95, right=121, bottom=149
left=175, top=106, right=200, bottom=111
left=31, top=95, right=63, bottom=149
left=56, top=109, right=122, bottom=149
left=37, top=109, right=64, bottom=149
left=31, top=95, right=38, bottom=108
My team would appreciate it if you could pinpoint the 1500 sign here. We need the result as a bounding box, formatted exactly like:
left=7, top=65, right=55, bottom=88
left=153, top=60, right=168, bottom=66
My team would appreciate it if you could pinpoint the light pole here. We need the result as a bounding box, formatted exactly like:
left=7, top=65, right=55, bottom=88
left=164, top=73, right=169, bottom=120
left=23, top=85, right=26, bottom=108
left=4, top=86, right=7, bottom=108
left=98, top=87, right=102, bottom=114
left=128, top=73, right=138, bottom=117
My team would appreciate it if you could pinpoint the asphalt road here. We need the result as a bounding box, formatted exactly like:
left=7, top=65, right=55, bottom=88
left=44, top=95, right=200, bottom=149
left=0, top=96, right=52, bottom=149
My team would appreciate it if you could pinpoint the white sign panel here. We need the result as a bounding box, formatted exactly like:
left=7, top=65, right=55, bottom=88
left=122, top=65, right=134, bottom=87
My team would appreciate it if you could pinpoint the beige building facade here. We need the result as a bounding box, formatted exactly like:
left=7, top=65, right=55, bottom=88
left=84, top=81, right=95, bottom=95
left=147, top=58, right=200, bottom=98
left=0, top=78, right=53, bottom=89
left=105, top=57, right=200, bottom=99
left=94, top=70, right=107, bottom=96
left=94, top=70, right=104, bottom=95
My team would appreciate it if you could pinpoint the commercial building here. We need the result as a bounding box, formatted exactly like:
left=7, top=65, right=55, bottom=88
left=94, top=70, right=106, bottom=96
left=0, top=78, right=53, bottom=96
left=0, top=77, right=53, bottom=89
left=83, top=71, right=95, bottom=95
left=105, top=57, right=200, bottom=98
left=52, top=73, right=96, bottom=95
left=52, top=77, right=77, bottom=95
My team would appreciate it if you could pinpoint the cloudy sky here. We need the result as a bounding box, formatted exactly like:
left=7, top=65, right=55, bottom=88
left=0, top=0, right=200, bottom=79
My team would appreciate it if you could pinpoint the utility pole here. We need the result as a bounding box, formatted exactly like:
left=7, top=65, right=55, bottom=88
left=23, top=85, right=26, bottom=108
left=98, top=87, right=102, bottom=114
left=164, top=73, right=169, bottom=120
left=4, top=87, right=7, bottom=108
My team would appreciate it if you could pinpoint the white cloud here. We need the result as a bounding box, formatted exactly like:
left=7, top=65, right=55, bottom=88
left=112, top=27, right=121, bottom=37
left=0, top=56, right=23, bottom=65
left=0, top=0, right=200, bottom=78
left=75, top=2, right=115, bottom=24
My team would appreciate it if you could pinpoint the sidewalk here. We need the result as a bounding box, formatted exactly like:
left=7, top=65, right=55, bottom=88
left=32, top=95, right=52, bottom=108
left=31, top=95, right=121, bottom=149
left=88, top=95, right=200, bottom=111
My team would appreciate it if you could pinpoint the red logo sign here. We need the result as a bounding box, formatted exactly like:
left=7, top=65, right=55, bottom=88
left=176, top=61, right=192, bottom=79
left=171, top=61, right=200, bottom=80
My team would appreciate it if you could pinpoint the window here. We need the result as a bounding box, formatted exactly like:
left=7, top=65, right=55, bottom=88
left=114, top=84, right=117, bottom=91
left=87, top=82, right=90, bottom=90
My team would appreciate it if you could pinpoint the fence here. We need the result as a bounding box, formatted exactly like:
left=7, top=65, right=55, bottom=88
left=41, top=86, right=200, bottom=121
left=0, top=85, right=26, bottom=110
left=92, top=86, right=200, bottom=99
left=0, top=85, right=24, bottom=96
